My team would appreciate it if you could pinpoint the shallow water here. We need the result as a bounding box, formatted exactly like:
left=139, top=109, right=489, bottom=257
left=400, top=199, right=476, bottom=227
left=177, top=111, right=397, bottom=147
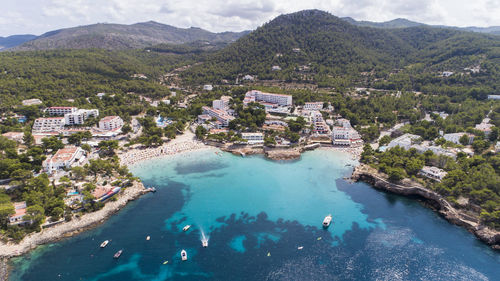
left=9, top=149, right=500, bottom=280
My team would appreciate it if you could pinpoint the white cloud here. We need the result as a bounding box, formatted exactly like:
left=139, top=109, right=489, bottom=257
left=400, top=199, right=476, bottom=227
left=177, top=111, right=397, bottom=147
left=1, top=0, right=500, bottom=36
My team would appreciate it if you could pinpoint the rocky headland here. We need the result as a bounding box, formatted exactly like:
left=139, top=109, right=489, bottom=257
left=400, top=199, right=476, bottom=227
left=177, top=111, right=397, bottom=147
left=351, top=164, right=500, bottom=250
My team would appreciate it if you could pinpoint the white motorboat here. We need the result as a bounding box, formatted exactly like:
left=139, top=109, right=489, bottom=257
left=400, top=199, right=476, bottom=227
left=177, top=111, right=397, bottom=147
left=202, top=239, right=208, bottom=248
left=182, top=225, right=191, bottom=232
left=181, top=250, right=188, bottom=261
left=322, top=214, right=333, bottom=228
left=100, top=240, right=109, bottom=248
left=146, top=236, right=150, bottom=241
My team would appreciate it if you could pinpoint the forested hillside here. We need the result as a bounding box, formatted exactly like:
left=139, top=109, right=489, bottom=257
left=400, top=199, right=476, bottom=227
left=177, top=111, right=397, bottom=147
left=0, top=49, right=197, bottom=111
left=181, top=10, right=500, bottom=97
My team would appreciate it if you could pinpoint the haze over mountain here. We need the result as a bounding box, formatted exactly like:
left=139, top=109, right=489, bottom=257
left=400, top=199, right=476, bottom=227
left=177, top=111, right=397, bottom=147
left=10, top=21, right=248, bottom=51
left=342, top=17, right=500, bottom=35
left=0, top=35, right=37, bottom=50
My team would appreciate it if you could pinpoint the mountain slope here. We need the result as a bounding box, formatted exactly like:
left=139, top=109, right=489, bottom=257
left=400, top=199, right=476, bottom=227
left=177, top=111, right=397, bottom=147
left=11, top=21, right=248, bottom=51
left=180, top=9, right=500, bottom=94
left=0, top=35, right=37, bottom=50
left=343, top=17, right=500, bottom=35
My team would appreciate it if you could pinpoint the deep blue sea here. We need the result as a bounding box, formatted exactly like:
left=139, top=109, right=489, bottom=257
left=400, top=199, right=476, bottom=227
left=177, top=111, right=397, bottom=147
left=8, top=149, right=500, bottom=280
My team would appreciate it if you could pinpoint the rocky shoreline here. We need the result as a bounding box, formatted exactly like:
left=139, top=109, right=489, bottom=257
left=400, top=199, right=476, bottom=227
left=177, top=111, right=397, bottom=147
left=351, top=164, right=500, bottom=250
left=0, top=181, right=150, bottom=281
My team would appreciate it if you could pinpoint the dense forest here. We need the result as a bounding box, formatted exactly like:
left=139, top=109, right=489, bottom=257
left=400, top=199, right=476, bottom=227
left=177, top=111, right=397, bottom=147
left=180, top=10, right=500, bottom=98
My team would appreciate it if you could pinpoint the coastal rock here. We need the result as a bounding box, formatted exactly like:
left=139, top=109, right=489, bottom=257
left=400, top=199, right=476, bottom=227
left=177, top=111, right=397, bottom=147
left=351, top=164, right=500, bottom=250
left=265, top=148, right=301, bottom=160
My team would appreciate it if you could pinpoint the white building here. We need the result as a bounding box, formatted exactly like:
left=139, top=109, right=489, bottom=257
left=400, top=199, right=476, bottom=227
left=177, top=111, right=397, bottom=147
left=96, top=92, right=106, bottom=99
left=419, top=166, right=448, bottom=181
left=32, top=117, right=66, bottom=133
left=203, top=85, right=213, bottom=91
left=487, top=95, right=500, bottom=100
left=311, top=111, right=330, bottom=135
left=272, top=65, right=281, bottom=71
left=336, top=118, right=352, bottom=128
left=64, top=109, right=99, bottom=125
left=496, top=141, right=500, bottom=153
left=213, top=96, right=231, bottom=110
left=443, top=132, right=474, bottom=145
left=332, top=127, right=363, bottom=147
left=475, top=120, right=493, bottom=137
left=46, top=107, right=77, bottom=116
left=387, top=134, right=420, bottom=150
left=242, top=75, right=255, bottom=81
left=22, top=99, right=43, bottom=106
left=442, top=71, right=454, bottom=77
left=241, top=132, right=264, bottom=144
left=43, top=146, right=85, bottom=174
left=303, top=102, right=323, bottom=111
left=99, top=116, right=124, bottom=131
left=244, top=90, right=292, bottom=107
left=201, top=106, right=234, bottom=127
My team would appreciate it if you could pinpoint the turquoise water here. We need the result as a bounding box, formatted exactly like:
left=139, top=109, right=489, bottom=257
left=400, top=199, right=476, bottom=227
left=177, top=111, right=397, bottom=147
left=8, top=149, right=500, bottom=280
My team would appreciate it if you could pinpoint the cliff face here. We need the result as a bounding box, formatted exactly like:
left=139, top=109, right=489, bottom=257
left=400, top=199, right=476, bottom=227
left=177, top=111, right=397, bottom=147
left=351, top=164, right=500, bottom=250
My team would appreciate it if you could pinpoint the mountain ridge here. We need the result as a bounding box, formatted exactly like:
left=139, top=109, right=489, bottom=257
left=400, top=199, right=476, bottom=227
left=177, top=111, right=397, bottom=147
left=10, top=21, right=249, bottom=51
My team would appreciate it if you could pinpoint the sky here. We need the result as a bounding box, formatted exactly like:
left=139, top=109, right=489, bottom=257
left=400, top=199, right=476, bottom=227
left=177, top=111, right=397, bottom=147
left=1, top=0, right=500, bottom=37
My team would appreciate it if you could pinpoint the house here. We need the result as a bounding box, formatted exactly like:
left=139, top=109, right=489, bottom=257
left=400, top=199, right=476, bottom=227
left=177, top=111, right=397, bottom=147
left=64, top=109, right=99, bottom=125
left=22, top=99, right=42, bottom=106
left=9, top=202, right=28, bottom=225
left=241, top=132, right=264, bottom=144
left=242, top=75, right=255, bottom=81
left=32, top=117, right=66, bottom=134
left=96, top=93, right=106, bottom=99
left=419, top=166, right=447, bottom=181
left=496, top=142, right=500, bottom=153
left=442, top=71, right=454, bottom=77
left=46, top=107, right=77, bottom=116
left=443, top=132, right=474, bottom=145
left=203, top=84, right=213, bottom=91
left=475, top=120, right=493, bottom=137
left=303, top=102, right=323, bottom=111
left=43, top=146, right=85, bottom=174
left=2, top=132, right=24, bottom=143
left=336, top=118, right=352, bottom=128
left=487, top=95, right=500, bottom=100
left=387, top=134, right=420, bottom=150
left=99, top=116, right=124, bottom=131
left=197, top=114, right=212, bottom=124
left=271, top=65, right=281, bottom=71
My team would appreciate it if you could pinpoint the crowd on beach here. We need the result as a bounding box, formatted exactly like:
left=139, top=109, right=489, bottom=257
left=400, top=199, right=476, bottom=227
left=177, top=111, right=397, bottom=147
left=119, top=140, right=206, bottom=166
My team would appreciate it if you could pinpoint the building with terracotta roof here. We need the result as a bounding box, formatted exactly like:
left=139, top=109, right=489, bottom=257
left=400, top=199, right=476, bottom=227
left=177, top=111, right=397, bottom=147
left=43, top=146, right=85, bottom=174
left=2, top=132, right=24, bottom=142
left=9, top=202, right=28, bottom=225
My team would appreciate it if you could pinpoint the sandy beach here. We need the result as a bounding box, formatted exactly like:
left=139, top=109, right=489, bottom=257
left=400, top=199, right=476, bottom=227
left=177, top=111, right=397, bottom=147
left=119, top=130, right=208, bottom=166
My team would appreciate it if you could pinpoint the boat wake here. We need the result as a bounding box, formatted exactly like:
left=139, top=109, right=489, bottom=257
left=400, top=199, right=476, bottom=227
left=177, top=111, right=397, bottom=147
left=200, top=228, right=209, bottom=248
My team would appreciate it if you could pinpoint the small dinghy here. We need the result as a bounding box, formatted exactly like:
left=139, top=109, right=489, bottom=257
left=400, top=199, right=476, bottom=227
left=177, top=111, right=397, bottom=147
left=181, top=250, right=188, bottom=261
left=100, top=240, right=109, bottom=248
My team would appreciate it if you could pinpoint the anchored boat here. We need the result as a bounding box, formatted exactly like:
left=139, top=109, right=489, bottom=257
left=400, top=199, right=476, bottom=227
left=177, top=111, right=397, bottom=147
left=113, top=249, right=123, bottom=259
left=182, top=225, right=191, bottom=232
left=100, top=240, right=109, bottom=248
left=181, top=250, right=188, bottom=261
left=322, top=214, right=332, bottom=228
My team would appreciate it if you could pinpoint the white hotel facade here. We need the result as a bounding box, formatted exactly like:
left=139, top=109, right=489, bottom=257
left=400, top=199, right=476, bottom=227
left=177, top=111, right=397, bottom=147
left=245, top=90, right=292, bottom=106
